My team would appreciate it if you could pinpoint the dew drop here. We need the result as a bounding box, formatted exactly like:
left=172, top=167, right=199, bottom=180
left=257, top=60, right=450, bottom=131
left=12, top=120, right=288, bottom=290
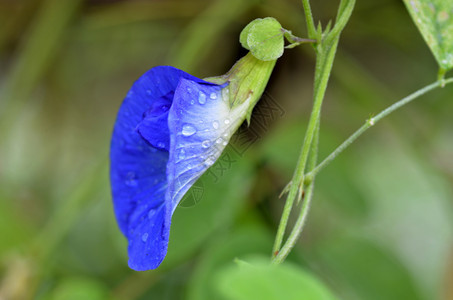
left=212, top=121, right=219, bottom=129
left=190, top=100, right=195, bottom=105
left=205, top=157, right=215, bottom=166
left=148, top=209, right=155, bottom=219
left=182, top=124, right=197, bottom=136
left=179, top=149, right=186, bottom=160
left=157, top=142, right=165, bottom=148
left=202, top=140, right=210, bottom=148
left=142, top=232, right=149, bottom=242
left=198, top=92, right=207, bottom=104
left=187, top=87, right=192, bottom=93
left=222, top=141, right=227, bottom=146
left=216, top=138, right=223, bottom=144
left=224, top=119, right=230, bottom=125
left=210, top=92, right=217, bottom=100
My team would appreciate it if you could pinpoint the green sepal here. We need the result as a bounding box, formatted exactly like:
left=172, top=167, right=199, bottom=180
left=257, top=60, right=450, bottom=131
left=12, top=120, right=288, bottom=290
left=205, top=52, right=276, bottom=124
left=239, top=17, right=285, bottom=61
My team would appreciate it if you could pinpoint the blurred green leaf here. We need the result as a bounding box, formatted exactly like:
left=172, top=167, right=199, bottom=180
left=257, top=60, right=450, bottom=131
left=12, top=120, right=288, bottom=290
left=403, top=0, right=453, bottom=70
left=315, top=236, right=423, bottom=300
left=47, top=277, right=112, bottom=300
left=352, top=138, right=453, bottom=299
left=187, top=225, right=273, bottom=300
left=214, top=256, right=337, bottom=300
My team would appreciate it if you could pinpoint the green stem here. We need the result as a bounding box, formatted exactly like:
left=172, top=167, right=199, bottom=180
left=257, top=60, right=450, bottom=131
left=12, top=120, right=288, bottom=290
left=273, top=120, right=319, bottom=264
left=305, top=77, right=453, bottom=182
left=273, top=181, right=315, bottom=264
left=301, top=0, right=316, bottom=39
left=271, top=37, right=339, bottom=258
left=272, top=0, right=354, bottom=260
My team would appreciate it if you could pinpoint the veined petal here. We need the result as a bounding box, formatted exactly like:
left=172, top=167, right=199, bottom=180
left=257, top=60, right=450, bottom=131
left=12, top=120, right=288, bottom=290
left=110, top=66, right=217, bottom=271
left=111, top=66, right=187, bottom=235
left=166, top=79, right=249, bottom=213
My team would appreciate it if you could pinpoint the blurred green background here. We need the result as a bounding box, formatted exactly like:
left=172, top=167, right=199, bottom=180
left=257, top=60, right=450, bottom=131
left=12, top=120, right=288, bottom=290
left=1, top=0, right=452, bottom=299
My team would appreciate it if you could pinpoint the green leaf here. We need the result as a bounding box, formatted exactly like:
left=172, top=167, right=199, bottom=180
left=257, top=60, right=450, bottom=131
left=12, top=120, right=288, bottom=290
left=403, top=0, right=453, bottom=70
left=214, top=256, right=337, bottom=300
left=187, top=225, right=274, bottom=300
left=239, top=17, right=284, bottom=61
left=315, top=236, right=424, bottom=300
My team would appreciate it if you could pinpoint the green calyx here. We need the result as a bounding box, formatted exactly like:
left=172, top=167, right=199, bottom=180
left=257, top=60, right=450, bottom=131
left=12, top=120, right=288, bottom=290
left=240, top=17, right=315, bottom=61
left=205, top=52, right=275, bottom=124
left=240, top=17, right=285, bottom=61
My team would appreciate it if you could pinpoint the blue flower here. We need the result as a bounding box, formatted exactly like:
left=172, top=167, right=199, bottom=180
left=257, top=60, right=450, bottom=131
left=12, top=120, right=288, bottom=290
left=110, top=54, right=275, bottom=271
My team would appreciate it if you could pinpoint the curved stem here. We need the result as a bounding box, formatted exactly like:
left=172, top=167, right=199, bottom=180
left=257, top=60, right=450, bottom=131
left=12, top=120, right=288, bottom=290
left=305, top=77, right=453, bottom=182
left=272, top=180, right=315, bottom=264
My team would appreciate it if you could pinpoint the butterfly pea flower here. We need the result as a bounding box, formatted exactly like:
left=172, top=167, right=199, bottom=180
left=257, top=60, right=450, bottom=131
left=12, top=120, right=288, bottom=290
left=110, top=52, right=276, bottom=270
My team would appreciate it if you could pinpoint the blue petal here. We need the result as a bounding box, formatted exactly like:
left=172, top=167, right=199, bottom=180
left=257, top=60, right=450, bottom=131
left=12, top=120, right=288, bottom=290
left=110, top=66, right=220, bottom=271
left=136, top=92, right=172, bottom=151
left=166, top=78, right=240, bottom=213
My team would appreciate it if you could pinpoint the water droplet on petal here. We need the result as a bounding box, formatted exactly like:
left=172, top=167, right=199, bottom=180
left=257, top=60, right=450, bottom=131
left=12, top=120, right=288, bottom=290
left=216, top=138, right=223, bottom=144
left=212, top=121, right=219, bottom=129
left=157, top=142, right=165, bottom=148
left=222, top=141, right=227, bottom=146
left=210, top=92, right=217, bottom=100
left=182, top=124, right=197, bottom=136
left=205, top=156, right=215, bottom=166
left=224, top=119, right=230, bottom=125
left=179, top=149, right=186, bottom=160
left=142, top=232, right=149, bottom=242
left=190, top=100, right=195, bottom=105
left=202, top=140, right=210, bottom=148
left=187, top=87, right=192, bottom=93
left=148, top=209, right=155, bottom=219
left=198, top=92, right=207, bottom=104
